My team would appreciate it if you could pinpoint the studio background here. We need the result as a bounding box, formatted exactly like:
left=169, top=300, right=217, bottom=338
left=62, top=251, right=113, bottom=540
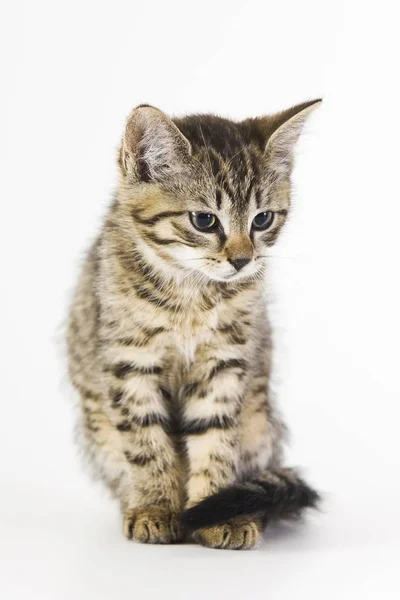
left=1, top=1, right=399, bottom=598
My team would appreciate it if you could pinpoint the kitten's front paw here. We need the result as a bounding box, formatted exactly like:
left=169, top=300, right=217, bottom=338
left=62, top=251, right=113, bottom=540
left=123, top=505, right=183, bottom=544
left=193, top=517, right=262, bottom=550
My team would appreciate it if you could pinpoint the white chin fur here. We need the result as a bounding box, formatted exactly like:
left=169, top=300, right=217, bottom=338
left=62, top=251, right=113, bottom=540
left=203, top=268, right=256, bottom=283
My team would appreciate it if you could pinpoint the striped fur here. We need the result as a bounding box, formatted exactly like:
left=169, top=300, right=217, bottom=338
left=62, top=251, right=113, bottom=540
left=67, top=101, right=321, bottom=549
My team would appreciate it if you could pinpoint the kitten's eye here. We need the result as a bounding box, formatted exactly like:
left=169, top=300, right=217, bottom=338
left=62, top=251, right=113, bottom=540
left=189, top=212, right=218, bottom=232
left=252, top=211, right=274, bottom=231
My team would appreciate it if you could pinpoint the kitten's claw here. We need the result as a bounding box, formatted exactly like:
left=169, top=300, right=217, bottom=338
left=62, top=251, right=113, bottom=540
left=123, top=505, right=183, bottom=544
left=193, top=517, right=262, bottom=550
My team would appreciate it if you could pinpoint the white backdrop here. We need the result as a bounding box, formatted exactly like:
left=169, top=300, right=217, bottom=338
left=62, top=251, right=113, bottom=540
left=1, top=1, right=399, bottom=598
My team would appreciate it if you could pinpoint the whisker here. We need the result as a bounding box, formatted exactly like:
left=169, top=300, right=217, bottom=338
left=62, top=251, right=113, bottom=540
left=176, top=257, right=210, bottom=262
left=257, top=254, right=300, bottom=260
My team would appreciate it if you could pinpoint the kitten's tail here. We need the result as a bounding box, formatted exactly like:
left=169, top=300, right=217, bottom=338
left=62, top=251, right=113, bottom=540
left=183, top=467, right=320, bottom=532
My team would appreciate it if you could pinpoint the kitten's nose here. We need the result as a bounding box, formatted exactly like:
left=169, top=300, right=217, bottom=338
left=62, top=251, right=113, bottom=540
left=229, top=257, right=251, bottom=272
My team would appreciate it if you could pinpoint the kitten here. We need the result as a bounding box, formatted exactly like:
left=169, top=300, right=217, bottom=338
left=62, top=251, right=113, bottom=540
left=67, top=101, right=321, bottom=550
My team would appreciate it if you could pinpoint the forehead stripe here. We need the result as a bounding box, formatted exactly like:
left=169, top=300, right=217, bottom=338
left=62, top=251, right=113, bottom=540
left=245, top=179, right=255, bottom=204
left=132, top=209, right=186, bottom=226
left=216, top=188, right=222, bottom=210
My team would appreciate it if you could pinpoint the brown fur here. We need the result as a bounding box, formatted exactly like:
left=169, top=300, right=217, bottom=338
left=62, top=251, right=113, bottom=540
left=194, top=516, right=263, bottom=550
left=67, top=101, right=321, bottom=549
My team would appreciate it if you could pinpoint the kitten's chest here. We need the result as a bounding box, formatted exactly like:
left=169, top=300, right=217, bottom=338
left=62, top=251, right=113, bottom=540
left=169, top=304, right=219, bottom=365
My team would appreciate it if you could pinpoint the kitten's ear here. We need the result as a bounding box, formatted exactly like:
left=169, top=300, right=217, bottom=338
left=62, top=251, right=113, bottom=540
left=263, top=99, right=322, bottom=176
left=120, top=105, right=192, bottom=182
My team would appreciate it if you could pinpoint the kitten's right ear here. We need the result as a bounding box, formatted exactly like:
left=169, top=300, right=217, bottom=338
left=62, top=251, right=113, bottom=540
left=119, top=105, right=192, bottom=182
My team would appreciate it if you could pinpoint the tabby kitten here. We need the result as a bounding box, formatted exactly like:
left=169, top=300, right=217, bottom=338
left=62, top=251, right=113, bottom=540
left=67, top=101, right=321, bottom=550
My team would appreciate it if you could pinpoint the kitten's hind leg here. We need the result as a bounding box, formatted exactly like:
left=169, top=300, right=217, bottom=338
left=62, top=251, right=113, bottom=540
left=239, top=372, right=286, bottom=475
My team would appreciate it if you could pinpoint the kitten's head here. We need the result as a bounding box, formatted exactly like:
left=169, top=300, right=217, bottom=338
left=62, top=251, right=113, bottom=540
left=115, top=101, right=321, bottom=283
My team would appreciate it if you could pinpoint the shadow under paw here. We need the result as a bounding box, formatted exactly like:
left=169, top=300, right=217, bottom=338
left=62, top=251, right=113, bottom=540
left=193, top=516, right=262, bottom=550
left=123, top=505, right=182, bottom=544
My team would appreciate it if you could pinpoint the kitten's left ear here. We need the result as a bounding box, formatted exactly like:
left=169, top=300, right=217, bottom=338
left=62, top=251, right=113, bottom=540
left=263, top=99, right=322, bottom=176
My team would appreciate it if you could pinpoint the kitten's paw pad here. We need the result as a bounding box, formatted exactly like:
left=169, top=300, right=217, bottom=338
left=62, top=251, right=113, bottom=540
left=123, top=506, right=182, bottom=544
left=193, top=517, right=261, bottom=550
